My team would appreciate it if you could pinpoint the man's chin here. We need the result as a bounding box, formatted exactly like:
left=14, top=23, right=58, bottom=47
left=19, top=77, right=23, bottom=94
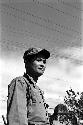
left=37, top=72, right=44, bottom=77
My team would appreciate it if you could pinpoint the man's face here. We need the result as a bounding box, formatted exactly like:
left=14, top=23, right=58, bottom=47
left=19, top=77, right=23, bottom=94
left=57, top=113, right=67, bottom=123
left=28, top=54, right=47, bottom=77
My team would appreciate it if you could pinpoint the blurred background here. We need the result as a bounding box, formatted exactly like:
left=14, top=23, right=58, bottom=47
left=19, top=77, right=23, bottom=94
left=0, top=0, right=83, bottom=124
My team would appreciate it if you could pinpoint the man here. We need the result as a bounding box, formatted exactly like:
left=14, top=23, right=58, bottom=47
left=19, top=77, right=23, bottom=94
left=7, top=47, right=50, bottom=125
left=49, top=104, right=68, bottom=125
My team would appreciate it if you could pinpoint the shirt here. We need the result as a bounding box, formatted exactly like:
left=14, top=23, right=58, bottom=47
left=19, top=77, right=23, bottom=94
left=7, top=73, right=49, bottom=125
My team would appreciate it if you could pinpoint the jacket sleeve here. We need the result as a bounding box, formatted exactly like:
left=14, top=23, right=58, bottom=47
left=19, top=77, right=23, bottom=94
left=7, top=78, right=28, bottom=125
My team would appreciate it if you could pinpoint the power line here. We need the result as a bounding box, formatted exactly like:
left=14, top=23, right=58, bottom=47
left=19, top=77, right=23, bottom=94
left=33, top=0, right=83, bottom=21
left=1, top=3, right=82, bottom=35
left=1, top=4, right=82, bottom=41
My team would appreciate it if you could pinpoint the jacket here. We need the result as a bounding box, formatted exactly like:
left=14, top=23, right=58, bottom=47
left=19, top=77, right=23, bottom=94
left=7, top=73, right=49, bottom=125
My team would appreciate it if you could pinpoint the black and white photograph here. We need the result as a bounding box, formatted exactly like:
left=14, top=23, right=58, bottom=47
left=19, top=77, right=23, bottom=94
left=0, top=0, right=83, bottom=124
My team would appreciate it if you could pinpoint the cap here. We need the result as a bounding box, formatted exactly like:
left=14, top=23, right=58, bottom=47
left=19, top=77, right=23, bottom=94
left=23, top=47, right=50, bottom=61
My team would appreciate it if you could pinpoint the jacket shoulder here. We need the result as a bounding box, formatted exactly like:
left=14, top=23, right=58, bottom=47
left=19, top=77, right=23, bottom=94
left=8, top=76, right=29, bottom=88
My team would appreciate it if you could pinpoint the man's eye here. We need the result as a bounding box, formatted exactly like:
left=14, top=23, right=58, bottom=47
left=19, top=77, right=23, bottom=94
left=37, top=58, right=42, bottom=61
left=43, top=60, right=46, bottom=64
left=36, top=58, right=46, bottom=63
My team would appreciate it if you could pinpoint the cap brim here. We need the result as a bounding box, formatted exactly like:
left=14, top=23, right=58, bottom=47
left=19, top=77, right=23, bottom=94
left=38, top=49, right=50, bottom=59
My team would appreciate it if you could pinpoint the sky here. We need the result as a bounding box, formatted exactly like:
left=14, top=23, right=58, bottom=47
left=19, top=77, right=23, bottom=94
left=0, top=0, right=83, bottom=124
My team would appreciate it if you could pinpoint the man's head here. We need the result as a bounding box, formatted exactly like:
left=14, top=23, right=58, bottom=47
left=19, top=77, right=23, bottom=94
left=53, top=104, right=68, bottom=123
left=23, top=48, right=50, bottom=79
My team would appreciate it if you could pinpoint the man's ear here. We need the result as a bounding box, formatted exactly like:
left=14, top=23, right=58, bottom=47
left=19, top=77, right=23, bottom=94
left=25, top=60, right=30, bottom=69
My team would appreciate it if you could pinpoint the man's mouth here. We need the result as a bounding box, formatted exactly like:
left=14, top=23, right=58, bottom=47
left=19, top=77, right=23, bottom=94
left=38, top=68, right=45, bottom=71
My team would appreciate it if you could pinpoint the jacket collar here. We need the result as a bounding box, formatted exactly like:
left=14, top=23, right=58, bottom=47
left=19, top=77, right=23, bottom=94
left=23, top=73, right=36, bottom=87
